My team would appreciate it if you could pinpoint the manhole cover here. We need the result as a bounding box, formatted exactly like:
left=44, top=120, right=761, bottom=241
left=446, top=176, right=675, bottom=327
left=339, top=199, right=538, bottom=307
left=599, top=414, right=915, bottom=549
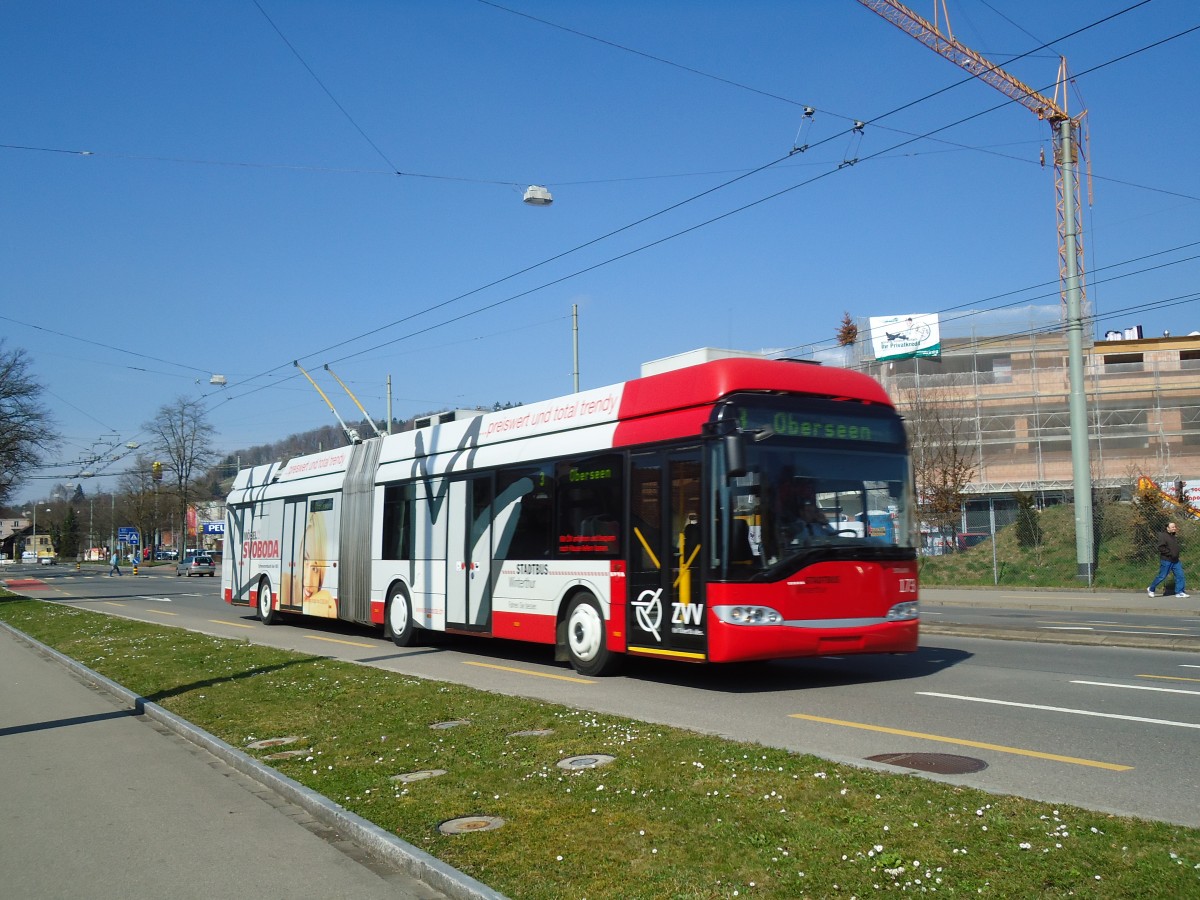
left=866, top=752, right=988, bottom=775
left=391, top=769, right=447, bottom=783
left=246, top=737, right=302, bottom=750
left=438, top=816, right=505, bottom=835
left=509, top=729, right=554, bottom=737
left=557, top=754, right=616, bottom=770
left=264, top=750, right=309, bottom=760
left=430, top=720, right=470, bottom=730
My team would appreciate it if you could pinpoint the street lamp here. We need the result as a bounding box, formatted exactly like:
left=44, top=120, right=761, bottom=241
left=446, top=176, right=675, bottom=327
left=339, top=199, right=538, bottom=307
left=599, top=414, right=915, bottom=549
left=522, top=185, right=553, bottom=205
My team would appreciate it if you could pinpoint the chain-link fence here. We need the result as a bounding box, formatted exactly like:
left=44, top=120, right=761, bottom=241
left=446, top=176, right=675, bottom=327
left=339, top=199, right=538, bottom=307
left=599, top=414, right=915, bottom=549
left=918, top=487, right=1198, bottom=590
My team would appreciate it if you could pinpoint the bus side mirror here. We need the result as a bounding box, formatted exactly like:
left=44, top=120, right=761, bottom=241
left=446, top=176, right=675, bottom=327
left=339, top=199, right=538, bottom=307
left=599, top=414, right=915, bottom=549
left=724, top=433, right=746, bottom=480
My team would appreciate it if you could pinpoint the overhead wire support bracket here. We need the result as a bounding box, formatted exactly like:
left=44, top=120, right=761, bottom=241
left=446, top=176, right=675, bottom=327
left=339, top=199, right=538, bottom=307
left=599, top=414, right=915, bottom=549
left=293, top=361, right=362, bottom=444
left=791, top=106, right=817, bottom=154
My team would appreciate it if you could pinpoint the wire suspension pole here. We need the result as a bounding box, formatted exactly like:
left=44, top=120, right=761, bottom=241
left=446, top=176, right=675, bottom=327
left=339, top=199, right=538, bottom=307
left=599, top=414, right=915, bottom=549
left=1061, top=119, right=1094, bottom=583
left=572, top=304, right=580, bottom=392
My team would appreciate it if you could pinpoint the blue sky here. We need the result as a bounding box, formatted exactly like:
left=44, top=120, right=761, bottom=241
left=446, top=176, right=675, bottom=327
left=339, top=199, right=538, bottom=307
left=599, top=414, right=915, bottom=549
left=5, top=0, right=1198, bottom=503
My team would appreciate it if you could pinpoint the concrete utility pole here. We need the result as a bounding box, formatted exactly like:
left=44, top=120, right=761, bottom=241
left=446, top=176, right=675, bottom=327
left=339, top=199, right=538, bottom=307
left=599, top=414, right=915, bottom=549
left=1060, top=120, right=1094, bottom=580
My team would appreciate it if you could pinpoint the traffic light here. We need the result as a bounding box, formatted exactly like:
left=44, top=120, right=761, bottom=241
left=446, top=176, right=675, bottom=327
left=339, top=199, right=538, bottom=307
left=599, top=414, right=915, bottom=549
left=152, top=461, right=163, bottom=483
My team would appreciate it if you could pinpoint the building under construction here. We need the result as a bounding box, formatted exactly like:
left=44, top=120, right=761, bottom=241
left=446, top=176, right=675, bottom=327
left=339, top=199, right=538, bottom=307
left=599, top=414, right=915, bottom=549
left=855, top=326, right=1200, bottom=508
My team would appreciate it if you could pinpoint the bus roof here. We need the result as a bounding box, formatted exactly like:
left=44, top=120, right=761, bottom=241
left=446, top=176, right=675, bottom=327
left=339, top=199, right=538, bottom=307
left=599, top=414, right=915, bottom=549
left=621, top=357, right=892, bottom=418
left=228, top=357, right=894, bottom=494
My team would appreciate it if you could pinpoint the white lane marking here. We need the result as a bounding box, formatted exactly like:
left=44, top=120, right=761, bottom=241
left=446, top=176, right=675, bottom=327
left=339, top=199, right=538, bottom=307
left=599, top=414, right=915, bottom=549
left=1183, top=665, right=1200, bottom=669
left=1071, top=680, right=1200, bottom=697
left=1042, top=626, right=1093, bottom=631
left=916, top=691, right=1200, bottom=730
left=137, top=596, right=173, bottom=602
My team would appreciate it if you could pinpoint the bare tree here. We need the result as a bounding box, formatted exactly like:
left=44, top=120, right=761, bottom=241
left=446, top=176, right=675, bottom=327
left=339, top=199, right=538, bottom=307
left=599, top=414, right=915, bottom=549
left=119, top=453, right=167, bottom=558
left=897, top=374, right=978, bottom=551
left=0, top=341, right=56, bottom=505
left=143, top=397, right=218, bottom=554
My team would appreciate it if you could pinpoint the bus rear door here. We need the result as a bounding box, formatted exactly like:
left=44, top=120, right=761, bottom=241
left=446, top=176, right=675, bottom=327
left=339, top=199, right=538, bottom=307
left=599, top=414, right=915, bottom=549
left=446, top=474, right=494, bottom=632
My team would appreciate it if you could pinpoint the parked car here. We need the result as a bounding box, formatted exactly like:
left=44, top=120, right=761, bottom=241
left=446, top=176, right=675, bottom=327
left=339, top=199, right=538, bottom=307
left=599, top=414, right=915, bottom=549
left=956, top=531, right=991, bottom=551
left=177, top=555, right=215, bottom=577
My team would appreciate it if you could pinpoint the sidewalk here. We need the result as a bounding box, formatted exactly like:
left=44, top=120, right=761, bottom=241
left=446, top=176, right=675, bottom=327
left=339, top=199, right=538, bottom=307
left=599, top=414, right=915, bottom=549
left=0, top=622, right=505, bottom=900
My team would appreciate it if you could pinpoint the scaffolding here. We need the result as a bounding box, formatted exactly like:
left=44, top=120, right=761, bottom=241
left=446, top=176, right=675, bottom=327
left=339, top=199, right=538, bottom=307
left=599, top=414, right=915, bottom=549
left=855, top=328, right=1200, bottom=499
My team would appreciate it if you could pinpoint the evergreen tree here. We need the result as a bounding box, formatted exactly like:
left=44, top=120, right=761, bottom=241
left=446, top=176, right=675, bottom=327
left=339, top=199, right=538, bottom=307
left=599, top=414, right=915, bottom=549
left=59, top=506, right=81, bottom=558
left=836, top=312, right=858, bottom=346
left=1014, top=491, right=1041, bottom=549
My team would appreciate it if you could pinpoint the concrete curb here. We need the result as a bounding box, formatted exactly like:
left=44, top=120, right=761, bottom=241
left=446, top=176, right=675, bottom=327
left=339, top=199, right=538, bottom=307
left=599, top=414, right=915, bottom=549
left=920, top=597, right=1200, bottom=618
left=0, top=620, right=508, bottom=900
left=922, top=622, right=1200, bottom=652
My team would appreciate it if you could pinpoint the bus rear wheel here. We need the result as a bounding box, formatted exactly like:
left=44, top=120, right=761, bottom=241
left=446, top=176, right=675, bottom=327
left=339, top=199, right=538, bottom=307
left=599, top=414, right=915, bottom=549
left=565, top=594, right=621, bottom=676
left=257, top=578, right=278, bottom=626
left=386, top=584, right=419, bottom=647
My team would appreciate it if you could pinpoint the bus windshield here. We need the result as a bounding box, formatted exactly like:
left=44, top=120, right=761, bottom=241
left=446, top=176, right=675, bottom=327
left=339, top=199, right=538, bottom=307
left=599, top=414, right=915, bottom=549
left=719, top=443, right=915, bottom=580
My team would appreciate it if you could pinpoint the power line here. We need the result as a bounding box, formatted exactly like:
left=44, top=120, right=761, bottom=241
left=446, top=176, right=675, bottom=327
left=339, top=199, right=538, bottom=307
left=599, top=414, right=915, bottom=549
left=275, top=3, right=1174, bottom=370
left=15, top=8, right=1197, bottom=444
left=152, top=14, right=1200, bottom=430
left=0, top=313, right=214, bottom=377
left=250, top=0, right=402, bottom=175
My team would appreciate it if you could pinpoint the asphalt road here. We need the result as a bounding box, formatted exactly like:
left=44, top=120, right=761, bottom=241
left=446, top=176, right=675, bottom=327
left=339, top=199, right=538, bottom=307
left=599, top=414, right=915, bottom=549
left=7, top=564, right=1200, bottom=828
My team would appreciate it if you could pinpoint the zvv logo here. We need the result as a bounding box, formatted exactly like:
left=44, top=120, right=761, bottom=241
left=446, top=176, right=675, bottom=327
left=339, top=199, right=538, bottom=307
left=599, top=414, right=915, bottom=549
left=672, top=602, right=704, bottom=626
left=632, top=588, right=663, bottom=642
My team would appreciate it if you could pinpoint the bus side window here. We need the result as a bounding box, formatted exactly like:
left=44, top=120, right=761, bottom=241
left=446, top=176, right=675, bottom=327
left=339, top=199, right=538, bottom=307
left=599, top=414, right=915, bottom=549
left=495, top=465, right=554, bottom=559
left=382, top=483, right=414, bottom=560
left=556, top=454, right=622, bottom=558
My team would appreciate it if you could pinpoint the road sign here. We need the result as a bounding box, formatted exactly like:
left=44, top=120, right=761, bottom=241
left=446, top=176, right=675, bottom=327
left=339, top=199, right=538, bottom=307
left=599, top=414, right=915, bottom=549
left=118, top=526, right=138, bottom=544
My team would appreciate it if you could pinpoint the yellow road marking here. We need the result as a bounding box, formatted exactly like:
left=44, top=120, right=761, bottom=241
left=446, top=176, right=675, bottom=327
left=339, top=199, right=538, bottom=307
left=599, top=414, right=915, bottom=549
left=463, top=661, right=595, bottom=684
left=1138, top=674, right=1200, bottom=683
left=306, top=635, right=375, bottom=648
left=146, top=609, right=177, bottom=616
left=102, top=601, right=125, bottom=607
left=788, top=712, right=1131, bottom=771
left=211, top=619, right=256, bottom=629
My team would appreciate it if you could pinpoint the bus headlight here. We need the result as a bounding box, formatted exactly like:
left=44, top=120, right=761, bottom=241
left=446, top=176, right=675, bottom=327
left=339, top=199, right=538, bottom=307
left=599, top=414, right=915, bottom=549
left=886, top=601, right=919, bottom=621
left=713, top=605, right=784, bottom=626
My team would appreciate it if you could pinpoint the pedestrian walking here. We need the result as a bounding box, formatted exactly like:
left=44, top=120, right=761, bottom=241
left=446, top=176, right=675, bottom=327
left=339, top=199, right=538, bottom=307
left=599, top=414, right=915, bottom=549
left=1147, top=521, right=1187, bottom=598
left=108, top=551, right=122, bottom=577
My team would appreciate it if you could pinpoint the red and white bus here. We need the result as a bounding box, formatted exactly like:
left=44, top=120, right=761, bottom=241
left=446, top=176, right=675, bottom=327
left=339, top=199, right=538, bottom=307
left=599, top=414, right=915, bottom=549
left=223, top=354, right=919, bottom=674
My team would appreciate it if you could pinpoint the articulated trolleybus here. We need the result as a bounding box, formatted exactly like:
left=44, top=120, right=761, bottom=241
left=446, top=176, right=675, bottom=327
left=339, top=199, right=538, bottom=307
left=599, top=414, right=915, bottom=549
left=223, top=355, right=919, bottom=675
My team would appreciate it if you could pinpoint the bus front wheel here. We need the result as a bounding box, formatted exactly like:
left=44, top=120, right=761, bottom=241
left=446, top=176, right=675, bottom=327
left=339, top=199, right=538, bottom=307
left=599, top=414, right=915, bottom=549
left=386, top=584, right=419, bottom=647
left=564, top=594, right=621, bottom=676
left=257, top=579, right=278, bottom=626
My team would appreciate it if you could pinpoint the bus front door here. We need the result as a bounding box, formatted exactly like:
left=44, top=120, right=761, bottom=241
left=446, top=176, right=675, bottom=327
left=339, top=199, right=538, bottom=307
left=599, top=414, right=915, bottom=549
left=446, top=475, right=494, bottom=632
left=627, top=449, right=706, bottom=662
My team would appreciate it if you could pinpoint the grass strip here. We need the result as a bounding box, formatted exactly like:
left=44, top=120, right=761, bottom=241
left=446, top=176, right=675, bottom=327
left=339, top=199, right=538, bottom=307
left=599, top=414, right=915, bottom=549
left=2, top=596, right=1198, bottom=898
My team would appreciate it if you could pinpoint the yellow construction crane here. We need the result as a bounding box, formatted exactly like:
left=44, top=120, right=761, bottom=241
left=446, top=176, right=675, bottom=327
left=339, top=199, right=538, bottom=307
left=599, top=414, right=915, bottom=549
left=855, top=0, right=1088, bottom=318
left=857, top=0, right=1098, bottom=581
